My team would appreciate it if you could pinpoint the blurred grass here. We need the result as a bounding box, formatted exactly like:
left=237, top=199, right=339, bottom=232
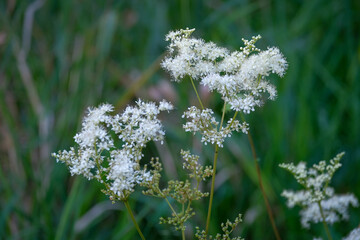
left=0, top=0, right=359, bottom=239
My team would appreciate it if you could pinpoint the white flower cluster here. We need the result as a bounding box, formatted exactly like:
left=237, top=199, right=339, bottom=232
left=343, top=227, right=360, bottom=240
left=111, top=99, right=173, bottom=149
left=182, top=106, right=248, bottom=147
left=161, top=28, right=287, bottom=114
left=52, top=100, right=173, bottom=200
left=280, top=152, right=359, bottom=228
left=299, top=193, right=358, bottom=228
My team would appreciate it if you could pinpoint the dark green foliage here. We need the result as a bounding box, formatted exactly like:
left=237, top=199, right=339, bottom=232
left=0, top=0, right=359, bottom=239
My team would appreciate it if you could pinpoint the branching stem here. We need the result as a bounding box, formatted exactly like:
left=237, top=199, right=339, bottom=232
left=164, top=197, right=178, bottom=217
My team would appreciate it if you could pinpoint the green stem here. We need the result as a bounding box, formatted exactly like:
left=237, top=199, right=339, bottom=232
left=189, top=76, right=204, bottom=110
left=164, top=197, right=185, bottom=239
left=164, top=197, right=178, bottom=217
left=219, top=101, right=227, bottom=129
left=124, top=200, right=146, bottom=240
left=205, top=143, right=219, bottom=235
left=205, top=101, right=227, bottom=235
left=247, top=132, right=282, bottom=240
left=227, top=111, right=239, bottom=129
left=318, top=201, right=333, bottom=240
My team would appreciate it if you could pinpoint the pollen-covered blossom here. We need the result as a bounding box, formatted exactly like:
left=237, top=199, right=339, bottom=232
left=161, top=28, right=287, bottom=114
left=53, top=103, right=114, bottom=179
left=182, top=106, right=247, bottom=147
left=280, top=152, right=359, bottom=228
left=52, top=100, right=173, bottom=201
left=162, top=28, right=228, bottom=81
left=107, top=149, right=152, bottom=199
left=111, top=99, right=172, bottom=149
left=343, top=227, right=360, bottom=240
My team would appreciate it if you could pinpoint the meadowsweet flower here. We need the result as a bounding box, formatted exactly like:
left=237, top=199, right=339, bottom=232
left=280, top=152, right=359, bottom=228
left=52, top=103, right=114, bottom=179
left=52, top=100, right=172, bottom=201
left=162, top=28, right=287, bottom=114
left=111, top=99, right=172, bottom=148
left=107, top=149, right=152, bottom=199
left=182, top=106, right=244, bottom=147
left=280, top=153, right=344, bottom=203
left=343, top=227, right=360, bottom=240
left=159, top=99, right=174, bottom=112
left=162, top=28, right=228, bottom=81
left=300, top=194, right=358, bottom=228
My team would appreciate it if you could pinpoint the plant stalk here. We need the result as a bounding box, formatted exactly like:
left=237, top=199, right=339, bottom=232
left=205, top=143, right=219, bottom=235
left=124, top=200, right=146, bottom=240
left=318, top=201, right=333, bottom=240
left=205, top=101, right=227, bottom=235
left=189, top=76, right=204, bottom=110
left=164, top=197, right=185, bottom=239
left=247, top=132, right=281, bottom=240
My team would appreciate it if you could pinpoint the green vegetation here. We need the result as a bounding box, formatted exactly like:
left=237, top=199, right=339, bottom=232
left=0, top=0, right=359, bottom=239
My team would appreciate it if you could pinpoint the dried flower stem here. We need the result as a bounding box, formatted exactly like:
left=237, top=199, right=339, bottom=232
left=124, top=200, right=146, bottom=240
left=247, top=132, right=281, bottom=240
left=318, top=201, right=333, bottom=240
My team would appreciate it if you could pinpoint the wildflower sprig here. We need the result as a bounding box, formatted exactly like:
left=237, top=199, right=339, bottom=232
left=195, top=214, right=244, bottom=240
left=162, top=28, right=287, bottom=239
left=52, top=100, right=173, bottom=201
left=142, top=150, right=212, bottom=235
left=162, top=28, right=287, bottom=115
left=53, top=100, right=173, bottom=240
left=182, top=106, right=248, bottom=147
left=280, top=152, right=344, bottom=205
left=53, top=28, right=292, bottom=239
left=280, top=152, right=359, bottom=239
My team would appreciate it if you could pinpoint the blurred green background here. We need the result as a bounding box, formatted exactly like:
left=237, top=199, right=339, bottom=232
left=1, top=0, right=359, bottom=239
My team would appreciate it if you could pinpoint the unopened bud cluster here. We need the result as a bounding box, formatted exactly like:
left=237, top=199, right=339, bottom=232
left=195, top=214, right=244, bottom=240
left=142, top=150, right=212, bottom=231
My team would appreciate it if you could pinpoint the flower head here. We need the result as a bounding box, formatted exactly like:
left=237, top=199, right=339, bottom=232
left=280, top=152, right=359, bottom=228
left=300, top=194, right=358, bottom=228
left=343, top=227, right=360, bottom=240
left=182, top=106, right=246, bottom=147
left=52, top=100, right=172, bottom=201
left=162, top=28, right=287, bottom=114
